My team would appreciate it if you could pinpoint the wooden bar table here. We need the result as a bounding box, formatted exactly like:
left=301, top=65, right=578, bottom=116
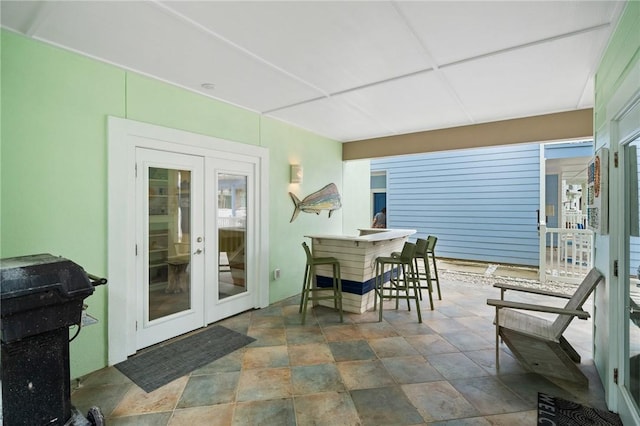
left=304, top=228, right=416, bottom=313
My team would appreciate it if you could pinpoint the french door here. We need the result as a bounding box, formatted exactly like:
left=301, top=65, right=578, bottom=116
left=135, top=149, right=258, bottom=349
left=136, top=148, right=205, bottom=349
left=206, top=158, right=256, bottom=324
left=620, top=134, right=640, bottom=423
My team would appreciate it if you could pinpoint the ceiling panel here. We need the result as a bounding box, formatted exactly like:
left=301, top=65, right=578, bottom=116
left=162, top=1, right=433, bottom=94
left=29, top=1, right=324, bottom=112
left=397, top=1, right=619, bottom=66
left=0, top=0, right=44, bottom=34
left=338, top=70, right=471, bottom=135
left=442, top=28, right=609, bottom=123
left=268, top=97, right=396, bottom=142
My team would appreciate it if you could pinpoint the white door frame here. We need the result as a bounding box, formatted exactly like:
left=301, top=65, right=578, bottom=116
left=107, top=117, right=269, bottom=364
left=606, top=58, right=640, bottom=424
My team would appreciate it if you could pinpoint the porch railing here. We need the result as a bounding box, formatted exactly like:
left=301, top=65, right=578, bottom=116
left=540, top=225, right=594, bottom=283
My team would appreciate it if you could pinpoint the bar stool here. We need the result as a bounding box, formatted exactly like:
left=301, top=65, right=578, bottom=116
left=426, top=236, right=442, bottom=300
left=299, top=242, right=343, bottom=325
left=391, top=239, right=434, bottom=310
left=412, top=238, right=435, bottom=310
left=373, top=241, right=422, bottom=323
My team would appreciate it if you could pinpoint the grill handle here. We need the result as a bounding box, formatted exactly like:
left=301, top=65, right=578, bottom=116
left=87, top=273, right=108, bottom=287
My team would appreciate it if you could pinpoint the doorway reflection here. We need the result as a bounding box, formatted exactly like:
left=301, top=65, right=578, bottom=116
left=218, top=173, right=247, bottom=300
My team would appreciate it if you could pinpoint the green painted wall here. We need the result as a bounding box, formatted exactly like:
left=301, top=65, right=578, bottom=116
left=1, top=30, right=350, bottom=378
left=594, top=1, right=640, bottom=131
left=592, top=0, right=640, bottom=407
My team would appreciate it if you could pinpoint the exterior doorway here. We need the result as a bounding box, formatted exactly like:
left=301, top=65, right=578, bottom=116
left=108, top=118, right=269, bottom=363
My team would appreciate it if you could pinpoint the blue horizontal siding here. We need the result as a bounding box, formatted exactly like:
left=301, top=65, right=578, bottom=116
left=372, top=144, right=540, bottom=266
left=545, top=141, right=593, bottom=159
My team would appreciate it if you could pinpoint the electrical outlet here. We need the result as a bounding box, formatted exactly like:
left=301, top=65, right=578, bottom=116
left=273, top=268, right=281, bottom=280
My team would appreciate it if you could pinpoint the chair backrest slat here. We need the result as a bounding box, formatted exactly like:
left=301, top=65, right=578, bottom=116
left=302, top=242, right=313, bottom=263
left=399, top=242, right=417, bottom=262
left=550, top=268, right=604, bottom=338
left=426, top=235, right=437, bottom=252
left=415, top=238, right=428, bottom=257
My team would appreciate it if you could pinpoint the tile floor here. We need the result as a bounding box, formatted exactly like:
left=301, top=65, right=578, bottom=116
left=71, top=277, right=608, bottom=425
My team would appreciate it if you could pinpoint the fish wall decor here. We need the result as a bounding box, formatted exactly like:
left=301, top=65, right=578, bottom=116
left=289, top=183, right=342, bottom=223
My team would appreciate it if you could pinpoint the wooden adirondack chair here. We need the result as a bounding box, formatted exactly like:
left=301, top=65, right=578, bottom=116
left=486, top=268, right=604, bottom=386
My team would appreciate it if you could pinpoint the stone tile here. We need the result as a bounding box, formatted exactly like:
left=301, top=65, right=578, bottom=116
left=313, top=306, right=348, bottom=325
left=440, top=330, right=494, bottom=351
left=252, top=305, right=284, bottom=317
left=429, top=417, right=492, bottom=425
left=294, top=391, right=361, bottom=426
left=449, top=376, right=531, bottom=415
left=249, top=315, right=285, bottom=329
left=322, top=324, right=363, bottom=341
left=217, top=315, right=250, bottom=335
left=380, top=307, right=422, bottom=324
left=169, top=404, right=234, bottom=426
left=288, top=342, right=335, bottom=366
left=242, top=345, right=289, bottom=369
left=427, top=352, right=489, bottom=380
left=391, top=321, right=436, bottom=336
left=337, top=360, right=395, bottom=390
left=382, top=356, right=444, bottom=384
left=350, top=386, right=424, bottom=425
left=347, top=310, right=380, bottom=324
left=485, top=410, right=537, bottom=425
left=111, top=376, right=188, bottom=417
left=368, top=336, right=419, bottom=358
left=192, top=349, right=244, bottom=374
left=463, top=348, right=527, bottom=376
left=423, top=317, right=470, bottom=333
left=291, top=363, right=345, bottom=394
left=232, top=398, right=296, bottom=426
left=356, top=321, right=399, bottom=339
left=435, top=305, right=475, bottom=318
left=72, top=382, right=134, bottom=419
left=402, top=381, right=480, bottom=422
left=328, top=340, right=376, bottom=362
left=176, top=372, right=239, bottom=408
left=285, top=327, right=326, bottom=345
left=247, top=327, right=286, bottom=347
left=405, top=334, right=459, bottom=356
left=498, top=372, right=577, bottom=407
left=77, top=366, right=132, bottom=388
left=236, top=367, right=292, bottom=402
left=107, top=412, right=173, bottom=425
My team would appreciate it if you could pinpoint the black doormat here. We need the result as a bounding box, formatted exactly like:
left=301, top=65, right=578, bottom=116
left=115, top=325, right=255, bottom=393
left=538, top=393, right=623, bottom=426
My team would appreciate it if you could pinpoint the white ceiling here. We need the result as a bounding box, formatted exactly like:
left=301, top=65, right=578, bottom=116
left=1, top=1, right=626, bottom=143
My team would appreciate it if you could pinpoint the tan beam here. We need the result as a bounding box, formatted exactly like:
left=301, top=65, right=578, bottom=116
left=342, top=109, right=593, bottom=160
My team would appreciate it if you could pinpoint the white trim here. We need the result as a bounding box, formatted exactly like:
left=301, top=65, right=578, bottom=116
left=607, top=57, right=640, bottom=424
left=539, top=144, right=547, bottom=283
left=107, top=117, right=269, bottom=364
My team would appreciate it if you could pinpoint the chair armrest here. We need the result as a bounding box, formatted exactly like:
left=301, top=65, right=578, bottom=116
left=486, top=299, right=590, bottom=320
left=492, top=283, right=572, bottom=299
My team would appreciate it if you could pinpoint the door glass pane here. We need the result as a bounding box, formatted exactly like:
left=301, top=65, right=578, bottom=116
left=148, top=167, right=191, bottom=320
left=627, top=138, right=640, bottom=406
left=218, top=173, right=247, bottom=299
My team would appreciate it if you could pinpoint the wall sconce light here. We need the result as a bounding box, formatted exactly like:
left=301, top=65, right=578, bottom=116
left=290, top=164, right=303, bottom=184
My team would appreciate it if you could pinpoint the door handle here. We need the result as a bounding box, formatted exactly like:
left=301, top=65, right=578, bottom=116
left=193, top=248, right=203, bottom=255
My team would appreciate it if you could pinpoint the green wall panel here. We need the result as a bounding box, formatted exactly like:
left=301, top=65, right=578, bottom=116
left=259, top=116, right=344, bottom=303
left=126, top=73, right=260, bottom=145
left=1, top=31, right=125, bottom=377
left=594, top=1, right=640, bottom=130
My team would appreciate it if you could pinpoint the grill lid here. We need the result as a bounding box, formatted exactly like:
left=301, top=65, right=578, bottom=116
left=1, top=253, right=95, bottom=302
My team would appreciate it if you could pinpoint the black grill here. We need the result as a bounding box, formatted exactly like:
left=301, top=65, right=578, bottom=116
left=1, top=253, right=107, bottom=426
